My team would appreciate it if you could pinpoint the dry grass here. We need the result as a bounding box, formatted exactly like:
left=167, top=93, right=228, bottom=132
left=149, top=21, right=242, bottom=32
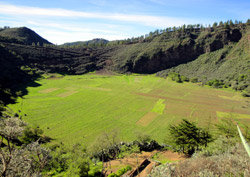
left=136, top=112, right=158, bottom=126
left=83, top=86, right=111, bottom=92
left=149, top=143, right=250, bottom=177
left=39, top=88, right=59, bottom=93
left=57, top=91, right=78, bottom=97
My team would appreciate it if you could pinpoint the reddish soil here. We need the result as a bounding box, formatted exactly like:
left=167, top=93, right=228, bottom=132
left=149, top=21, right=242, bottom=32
left=104, top=150, right=186, bottom=177
left=83, top=86, right=111, bottom=92
left=95, top=69, right=117, bottom=76
left=47, top=75, right=63, bottom=80
left=39, top=88, right=59, bottom=93
left=133, top=91, right=250, bottom=117
left=136, top=112, right=158, bottom=126
left=158, top=151, right=186, bottom=161
left=57, top=91, right=78, bottom=97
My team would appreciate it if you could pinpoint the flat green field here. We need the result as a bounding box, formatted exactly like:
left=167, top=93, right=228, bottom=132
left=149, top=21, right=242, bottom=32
left=8, top=73, right=250, bottom=146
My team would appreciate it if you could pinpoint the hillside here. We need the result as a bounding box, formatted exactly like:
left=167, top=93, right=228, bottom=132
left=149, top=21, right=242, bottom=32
left=156, top=26, right=250, bottom=95
left=62, top=38, right=109, bottom=47
left=1, top=23, right=250, bottom=105
left=106, top=26, right=243, bottom=73
left=0, top=43, right=39, bottom=105
left=0, top=27, right=52, bottom=45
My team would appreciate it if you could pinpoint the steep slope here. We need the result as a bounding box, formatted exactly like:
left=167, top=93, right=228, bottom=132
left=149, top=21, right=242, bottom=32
left=157, top=26, right=250, bottom=92
left=105, top=26, right=243, bottom=73
left=1, top=41, right=118, bottom=75
left=0, top=27, right=52, bottom=45
left=0, top=43, right=38, bottom=105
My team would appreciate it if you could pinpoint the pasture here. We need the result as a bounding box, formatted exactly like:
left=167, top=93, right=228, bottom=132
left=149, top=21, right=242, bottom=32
left=8, top=72, right=250, bottom=146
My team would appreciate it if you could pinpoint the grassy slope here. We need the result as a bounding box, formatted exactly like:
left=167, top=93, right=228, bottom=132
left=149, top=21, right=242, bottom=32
left=0, top=27, right=52, bottom=45
left=157, top=26, right=250, bottom=82
left=8, top=74, right=250, bottom=147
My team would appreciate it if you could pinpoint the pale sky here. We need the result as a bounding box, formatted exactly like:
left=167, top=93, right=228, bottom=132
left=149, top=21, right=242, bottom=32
left=0, top=0, right=249, bottom=44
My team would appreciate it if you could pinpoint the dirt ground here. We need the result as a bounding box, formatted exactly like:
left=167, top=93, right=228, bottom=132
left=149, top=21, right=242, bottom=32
left=136, top=112, right=158, bottom=127
left=104, top=150, right=186, bottom=176
left=57, top=91, right=78, bottom=97
left=95, top=69, right=117, bottom=76
left=39, top=88, right=59, bottom=93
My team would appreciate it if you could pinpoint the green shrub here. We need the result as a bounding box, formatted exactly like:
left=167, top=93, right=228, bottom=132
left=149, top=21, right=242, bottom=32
left=190, top=77, right=198, bottom=83
left=108, top=165, right=132, bottom=177
left=238, top=74, right=248, bottom=82
left=168, top=72, right=190, bottom=83
left=108, top=173, right=118, bottom=177
left=180, top=75, right=189, bottom=82
left=168, top=72, right=182, bottom=83
left=242, top=91, right=250, bottom=97
left=206, top=79, right=224, bottom=88
left=237, top=83, right=248, bottom=90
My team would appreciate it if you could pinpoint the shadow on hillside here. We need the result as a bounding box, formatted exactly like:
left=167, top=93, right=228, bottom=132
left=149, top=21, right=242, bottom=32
left=19, top=79, right=42, bottom=97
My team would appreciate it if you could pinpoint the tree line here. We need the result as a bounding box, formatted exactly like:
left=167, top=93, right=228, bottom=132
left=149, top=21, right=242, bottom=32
left=59, top=18, right=250, bottom=49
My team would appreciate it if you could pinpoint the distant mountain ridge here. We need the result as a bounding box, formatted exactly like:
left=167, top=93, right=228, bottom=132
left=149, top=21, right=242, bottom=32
left=0, top=27, right=52, bottom=45
left=62, top=38, right=109, bottom=47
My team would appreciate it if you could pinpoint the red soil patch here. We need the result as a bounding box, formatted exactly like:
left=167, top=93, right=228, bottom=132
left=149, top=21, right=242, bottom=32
left=95, top=69, right=117, bottom=76
left=164, top=101, right=194, bottom=118
left=83, top=86, right=111, bottom=92
left=57, top=91, right=78, bottom=97
left=158, top=151, right=186, bottom=161
left=136, top=112, right=158, bottom=126
left=104, top=150, right=185, bottom=176
left=47, top=75, right=62, bottom=80
left=39, top=88, right=59, bottom=93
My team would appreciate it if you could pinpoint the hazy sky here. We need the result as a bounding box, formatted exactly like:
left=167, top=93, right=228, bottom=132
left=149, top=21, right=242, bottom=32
left=0, top=0, right=249, bottom=44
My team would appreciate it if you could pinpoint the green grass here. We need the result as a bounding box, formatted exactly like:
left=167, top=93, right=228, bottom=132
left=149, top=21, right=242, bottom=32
left=7, top=73, right=250, bottom=147
left=151, top=99, right=165, bottom=115
left=217, top=111, right=250, bottom=119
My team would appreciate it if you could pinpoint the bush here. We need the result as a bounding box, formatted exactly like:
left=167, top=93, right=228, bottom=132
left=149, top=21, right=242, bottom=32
left=206, top=79, right=224, bottom=88
left=108, top=165, right=132, bottom=177
left=168, top=72, right=182, bottom=83
left=149, top=143, right=250, bottom=177
left=180, top=75, right=189, bottom=82
left=238, top=74, right=248, bottom=82
left=190, top=77, right=198, bottom=83
left=20, top=126, right=52, bottom=144
left=242, top=91, right=250, bottom=97
left=237, top=83, right=248, bottom=90
left=108, top=173, right=118, bottom=177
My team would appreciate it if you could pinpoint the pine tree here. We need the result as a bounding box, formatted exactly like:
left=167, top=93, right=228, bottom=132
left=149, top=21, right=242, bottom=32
left=213, top=22, right=218, bottom=28
left=167, top=119, right=212, bottom=155
left=247, top=19, right=250, bottom=25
